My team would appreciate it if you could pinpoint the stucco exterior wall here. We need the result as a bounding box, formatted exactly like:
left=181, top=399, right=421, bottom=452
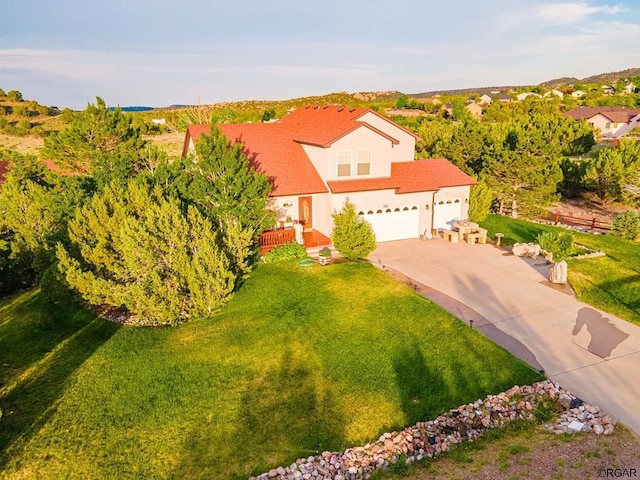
left=588, top=114, right=638, bottom=138
left=269, top=196, right=300, bottom=226
left=357, top=112, right=416, bottom=162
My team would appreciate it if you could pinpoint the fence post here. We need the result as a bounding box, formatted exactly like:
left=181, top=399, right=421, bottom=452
left=554, top=212, right=559, bottom=225
left=590, top=217, right=596, bottom=231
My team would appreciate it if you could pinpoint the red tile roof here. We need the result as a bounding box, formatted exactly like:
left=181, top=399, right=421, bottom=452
left=279, top=105, right=410, bottom=147
left=327, top=158, right=477, bottom=194
left=184, top=107, right=474, bottom=198
left=564, top=106, right=640, bottom=123
left=185, top=123, right=328, bottom=196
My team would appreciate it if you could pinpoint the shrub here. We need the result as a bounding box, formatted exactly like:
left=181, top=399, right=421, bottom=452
left=468, top=177, right=493, bottom=222
left=610, top=209, right=640, bottom=240
left=331, top=199, right=377, bottom=261
left=262, top=242, right=307, bottom=264
left=7, top=90, right=22, bottom=102
left=536, top=231, right=574, bottom=261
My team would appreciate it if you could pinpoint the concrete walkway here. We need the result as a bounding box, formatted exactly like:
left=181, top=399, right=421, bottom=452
left=369, top=238, right=640, bottom=434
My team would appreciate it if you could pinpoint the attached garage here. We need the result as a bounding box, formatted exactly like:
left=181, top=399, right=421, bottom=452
left=432, top=198, right=463, bottom=231
left=359, top=206, right=420, bottom=242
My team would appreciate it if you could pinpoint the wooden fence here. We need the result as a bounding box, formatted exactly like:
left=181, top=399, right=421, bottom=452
left=259, top=228, right=296, bottom=254
left=547, top=211, right=611, bottom=233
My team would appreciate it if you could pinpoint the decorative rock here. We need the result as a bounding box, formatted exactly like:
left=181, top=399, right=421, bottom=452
left=256, top=380, right=616, bottom=480
left=512, top=242, right=541, bottom=258
left=567, top=420, right=585, bottom=432
left=549, top=260, right=568, bottom=284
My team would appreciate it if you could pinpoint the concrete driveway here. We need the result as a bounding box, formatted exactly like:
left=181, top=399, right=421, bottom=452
left=369, top=238, right=640, bottom=434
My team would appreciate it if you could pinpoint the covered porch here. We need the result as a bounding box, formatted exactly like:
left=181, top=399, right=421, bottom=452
left=259, top=228, right=331, bottom=255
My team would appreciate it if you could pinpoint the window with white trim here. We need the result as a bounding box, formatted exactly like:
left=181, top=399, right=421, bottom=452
left=357, top=149, right=371, bottom=176
left=337, top=149, right=351, bottom=177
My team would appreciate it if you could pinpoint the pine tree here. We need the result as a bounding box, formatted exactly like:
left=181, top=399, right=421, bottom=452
left=467, top=176, right=494, bottom=222
left=180, top=126, right=274, bottom=275
left=57, top=181, right=236, bottom=325
left=41, top=97, right=146, bottom=181
left=485, top=116, right=563, bottom=217
left=331, top=200, right=377, bottom=261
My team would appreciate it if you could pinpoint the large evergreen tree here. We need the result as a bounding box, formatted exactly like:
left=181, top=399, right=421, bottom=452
left=57, top=181, right=236, bottom=325
left=180, top=126, right=273, bottom=276
left=41, top=97, right=146, bottom=183
left=484, top=116, right=563, bottom=217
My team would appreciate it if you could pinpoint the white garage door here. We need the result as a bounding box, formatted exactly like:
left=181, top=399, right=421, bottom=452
left=433, top=199, right=462, bottom=231
left=359, top=206, right=420, bottom=242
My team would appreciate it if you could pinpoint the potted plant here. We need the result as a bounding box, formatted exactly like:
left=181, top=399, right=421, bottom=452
left=318, top=247, right=332, bottom=266
left=284, top=215, right=294, bottom=228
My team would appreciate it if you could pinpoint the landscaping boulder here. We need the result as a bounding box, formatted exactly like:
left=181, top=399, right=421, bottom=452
left=512, top=243, right=541, bottom=258
left=549, top=260, right=568, bottom=284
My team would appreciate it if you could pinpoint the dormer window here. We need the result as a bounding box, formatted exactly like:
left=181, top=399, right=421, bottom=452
left=357, top=149, right=371, bottom=176
left=337, top=149, right=351, bottom=177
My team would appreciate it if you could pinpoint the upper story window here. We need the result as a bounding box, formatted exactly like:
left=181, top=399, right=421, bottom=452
left=357, top=149, right=371, bottom=176
left=337, top=149, right=352, bottom=177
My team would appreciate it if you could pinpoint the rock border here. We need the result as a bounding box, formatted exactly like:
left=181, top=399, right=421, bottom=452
left=251, top=380, right=616, bottom=480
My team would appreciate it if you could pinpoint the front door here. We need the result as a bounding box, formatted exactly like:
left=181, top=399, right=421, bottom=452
left=298, top=196, right=313, bottom=229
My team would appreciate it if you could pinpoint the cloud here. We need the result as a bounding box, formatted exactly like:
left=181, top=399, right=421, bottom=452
left=536, top=2, right=626, bottom=25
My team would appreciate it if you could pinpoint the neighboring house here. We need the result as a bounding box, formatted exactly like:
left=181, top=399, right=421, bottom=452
left=465, top=102, right=483, bottom=118
left=564, top=106, right=640, bottom=138
left=602, top=85, right=616, bottom=95
left=491, top=92, right=512, bottom=103
left=478, top=94, right=492, bottom=105
left=543, top=89, right=564, bottom=98
left=571, top=90, right=587, bottom=98
left=516, top=92, right=542, bottom=101
left=183, top=105, right=476, bottom=245
left=623, top=82, right=636, bottom=95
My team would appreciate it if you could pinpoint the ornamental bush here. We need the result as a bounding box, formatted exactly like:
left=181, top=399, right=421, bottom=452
left=262, top=242, right=307, bottom=264
left=536, top=231, right=574, bottom=261
left=610, top=210, right=640, bottom=241
left=331, top=199, right=377, bottom=261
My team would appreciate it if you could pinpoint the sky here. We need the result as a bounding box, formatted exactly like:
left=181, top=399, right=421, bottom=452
left=1, top=0, right=640, bottom=110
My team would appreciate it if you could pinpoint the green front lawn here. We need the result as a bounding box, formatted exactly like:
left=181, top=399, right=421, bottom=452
left=0, top=262, right=541, bottom=479
left=481, top=214, right=640, bottom=325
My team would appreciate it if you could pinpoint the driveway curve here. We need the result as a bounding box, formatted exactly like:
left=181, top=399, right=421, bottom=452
left=370, top=238, right=640, bottom=434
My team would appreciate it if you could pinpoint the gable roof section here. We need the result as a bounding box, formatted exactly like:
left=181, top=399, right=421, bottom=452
left=219, top=123, right=328, bottom=196
left=280, top=105, right=418, bottom=147
left=185, top=123, right=328, bottom=197
left=327, top=158, right=477, bottom=194
left=564, top=106, right=640, bottom=124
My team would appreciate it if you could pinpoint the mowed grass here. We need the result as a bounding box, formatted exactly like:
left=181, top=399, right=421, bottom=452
left=481, top=214, right=640, bottom=325
left=0, top=262, right=541, bottom=479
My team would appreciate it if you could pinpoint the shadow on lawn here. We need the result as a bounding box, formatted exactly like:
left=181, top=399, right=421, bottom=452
left=171, top=346, right=346, bottom=480
left=0, top=290, right=120, bottom=467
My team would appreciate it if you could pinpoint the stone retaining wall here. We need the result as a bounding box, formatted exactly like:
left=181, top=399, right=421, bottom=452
left=251, top=380, right=616, bottom=480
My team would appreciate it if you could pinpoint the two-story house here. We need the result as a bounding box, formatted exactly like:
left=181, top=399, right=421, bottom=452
left=183, top=105, right=476, bottom=245
left=564, top=106, right=640, bottom=139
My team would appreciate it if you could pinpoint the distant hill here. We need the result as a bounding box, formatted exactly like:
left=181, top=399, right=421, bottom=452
left=398, top=67, right=640, bottom=99
left=408, top=86, right=520, bottom=98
